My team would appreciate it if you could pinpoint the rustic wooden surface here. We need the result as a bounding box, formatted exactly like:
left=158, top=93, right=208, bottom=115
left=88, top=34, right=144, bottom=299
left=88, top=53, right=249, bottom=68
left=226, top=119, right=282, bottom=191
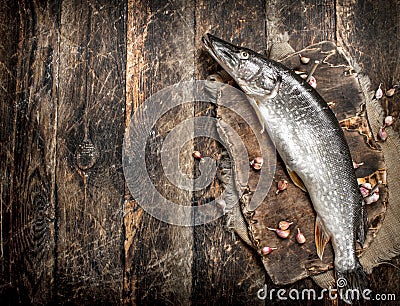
left=1, top=0, right=126, bottom=304
left=192, top=1, right=267, bottom=305
left=125, top=1, right=195, bottom=305
left=1, top=0, right=399, bottom=305
left=3, top=1, right=60, bottom=303
left=0, top=0, right=21, bottom=303
left=56, top=1, right=126, bottom=304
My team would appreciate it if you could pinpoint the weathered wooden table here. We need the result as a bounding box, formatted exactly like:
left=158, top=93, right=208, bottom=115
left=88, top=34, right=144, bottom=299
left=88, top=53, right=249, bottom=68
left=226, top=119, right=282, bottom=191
left=1, top=1, right=399, bottom=305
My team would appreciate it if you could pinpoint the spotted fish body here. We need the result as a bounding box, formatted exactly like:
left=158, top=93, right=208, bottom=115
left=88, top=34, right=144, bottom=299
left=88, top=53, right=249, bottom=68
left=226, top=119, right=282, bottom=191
left=203, top=34, right=367, bottom=303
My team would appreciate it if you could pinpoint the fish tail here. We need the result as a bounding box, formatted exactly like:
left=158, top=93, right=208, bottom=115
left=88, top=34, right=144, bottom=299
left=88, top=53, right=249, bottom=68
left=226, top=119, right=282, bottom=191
left=336, top=260, right=368, bottom=304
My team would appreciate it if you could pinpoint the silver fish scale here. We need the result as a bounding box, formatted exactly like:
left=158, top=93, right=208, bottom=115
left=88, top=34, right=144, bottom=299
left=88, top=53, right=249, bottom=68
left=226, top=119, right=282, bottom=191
left=259, top=70, right=363, bottom=270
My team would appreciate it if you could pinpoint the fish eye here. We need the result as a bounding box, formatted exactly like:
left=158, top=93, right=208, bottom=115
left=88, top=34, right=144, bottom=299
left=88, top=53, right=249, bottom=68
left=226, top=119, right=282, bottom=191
left=239, top=51, right=249, bottom=60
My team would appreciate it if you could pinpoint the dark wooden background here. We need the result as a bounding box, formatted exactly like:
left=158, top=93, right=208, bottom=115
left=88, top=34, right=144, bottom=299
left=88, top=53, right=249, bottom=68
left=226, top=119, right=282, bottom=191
left=1, top=0, right=399, bottom=305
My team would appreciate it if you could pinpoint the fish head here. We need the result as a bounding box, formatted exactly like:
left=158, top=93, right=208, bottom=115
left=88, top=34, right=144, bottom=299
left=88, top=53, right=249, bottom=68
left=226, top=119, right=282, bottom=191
left=202, top=33, right=280, bottom=100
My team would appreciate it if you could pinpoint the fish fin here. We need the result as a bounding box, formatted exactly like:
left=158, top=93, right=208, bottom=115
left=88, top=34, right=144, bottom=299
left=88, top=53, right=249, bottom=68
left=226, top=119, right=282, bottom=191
left=265, top=74, right=282, bottom=99
left=250, top=98, right=266, bottom=134
left=315, top=216, right=331, bottom=260
left=357, top=201, right=369, bottom=247
left=336, top=260, right=368, bottom=304
left=286, top=167, right=307, bottom=192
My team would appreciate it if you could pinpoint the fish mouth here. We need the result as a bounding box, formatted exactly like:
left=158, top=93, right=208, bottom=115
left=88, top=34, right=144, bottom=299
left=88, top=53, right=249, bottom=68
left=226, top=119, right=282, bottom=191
left=202, top=33, right=239, bottom=72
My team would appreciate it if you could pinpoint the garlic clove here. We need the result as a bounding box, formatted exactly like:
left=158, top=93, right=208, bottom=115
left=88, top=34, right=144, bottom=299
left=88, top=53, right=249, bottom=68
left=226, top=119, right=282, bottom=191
left=360, top=187, right=370, bottom=198
left=362, top=181, right=380, bottom=203
left=378, top=127, right=388, bottom=141
left=300, top=73, right=317, bottom=87
left=193, top=150, right=203, bottom=159
left=386, top=88, right=395, bottom=97
left=250, top=156, right=263, bottom=170
left=352, top=161, right=364, bottom=169
left=276, top=229, right=290, bottom=238
left=261, top=246, right=277, bottom=256
left=294, top=70, right=307, bottom=75
left=308, top=76, right=317, bottom=88
left=268, top=227, right=290, bottom=238
left=365, top=192, right=380, bottom=205
left=299, top=54, right=311, bottom=64
left=296, top=228, right=306, bottom=244
left=278, top=220, right=293, bottom=231
left=375, top=83, right=383, bottom=99
left=361, top=182, right=372, bottom=190
left=276, top=179, right=288, bottom=194
left=384, top=115, right=394, bottom=127
left=359, top=183, right=372, bottom=198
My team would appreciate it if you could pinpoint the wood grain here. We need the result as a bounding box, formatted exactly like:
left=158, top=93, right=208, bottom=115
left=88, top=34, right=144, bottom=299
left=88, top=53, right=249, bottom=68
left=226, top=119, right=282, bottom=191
left=56, top=1, right=126, bottom=303
left=2, top=1, right=60, bottom=303
left=193, top=1, right=267, bottom=305
left=337, top=0, right=400, bottom=88
left=0, top=0, right=399, bottom=304
left=124, top=0, right=195, bottom=304
left=336, top=0, right=400, bottom=299
left=0, top=0, right=19, bottom=302
left=266, top=0, right=336, bottom=54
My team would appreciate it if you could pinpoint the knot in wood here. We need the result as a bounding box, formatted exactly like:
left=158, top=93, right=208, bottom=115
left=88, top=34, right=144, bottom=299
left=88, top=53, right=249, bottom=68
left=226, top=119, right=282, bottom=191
left=75, top=138, right=99, bottom=171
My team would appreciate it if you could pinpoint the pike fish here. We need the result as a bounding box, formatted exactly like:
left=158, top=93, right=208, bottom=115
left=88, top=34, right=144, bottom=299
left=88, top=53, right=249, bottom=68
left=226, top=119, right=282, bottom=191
left=203, top=34, right=368, bottom=303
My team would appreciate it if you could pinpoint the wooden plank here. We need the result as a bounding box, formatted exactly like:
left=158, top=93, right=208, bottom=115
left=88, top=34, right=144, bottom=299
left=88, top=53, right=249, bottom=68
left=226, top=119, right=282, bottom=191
left=56, top=1, right=126, bottom=303
left=3, top=1, right=60, bottom=303
left=194, top=1, right=267, bottom=304
left=337, top=0, right=400, bottom=89
left=0, top=1, right=397, bottom=304
left=124, top=0, right=195, bottom=304
left=0, top=0, right=20, bottom=300
left=266, top=0, right=336, bottom=54
left=336, top=0, right=400, bottom=300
